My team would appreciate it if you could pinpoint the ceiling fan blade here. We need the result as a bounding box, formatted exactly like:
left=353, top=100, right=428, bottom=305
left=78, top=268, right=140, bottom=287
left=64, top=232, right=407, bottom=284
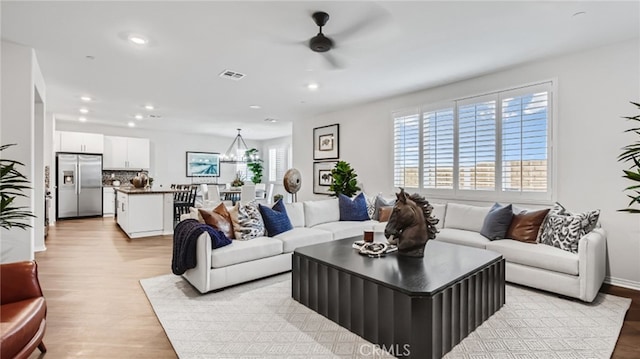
left=321, top=52, right=344, bottom=70
left=331, top=5, right=391, bottom=43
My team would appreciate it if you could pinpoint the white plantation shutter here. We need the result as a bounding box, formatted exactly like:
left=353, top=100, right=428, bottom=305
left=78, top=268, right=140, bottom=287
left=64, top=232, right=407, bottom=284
left=457, top=99, right=496, bottom=191
left=423, top=108, right=454, bottom=189
left=268, top=146, right=288, bottom=182
left=393, top=111, right=420, bottom=188
left=501, top=89, right=549, bottom=193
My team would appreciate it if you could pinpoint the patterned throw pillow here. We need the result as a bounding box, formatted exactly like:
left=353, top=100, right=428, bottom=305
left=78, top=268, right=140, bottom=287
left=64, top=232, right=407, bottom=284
left=229, top=202, right=266, bottom=240
left=538, top=203, right=600, bottom=253
left=373, top=195, right=396, bottom=221
left=363, top=192, right=378, bottom=219
left=338, top=193, right=370, bottom=221
left=259, top=199, right=293, bottom=237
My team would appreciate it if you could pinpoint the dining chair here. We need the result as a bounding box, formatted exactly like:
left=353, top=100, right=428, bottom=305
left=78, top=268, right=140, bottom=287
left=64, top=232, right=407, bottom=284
left=266, top=183, right=275, bottom=204
left=174, top=185, right=197, bottom=222
left=240, top=185, right=256, bottom=204
left=206, top=184, right=233, bottom=207
left=255, top=183, right=266, bottom=199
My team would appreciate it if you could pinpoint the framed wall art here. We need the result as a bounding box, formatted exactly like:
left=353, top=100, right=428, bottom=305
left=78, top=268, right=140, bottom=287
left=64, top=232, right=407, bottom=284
left=313, top=124, right=339, bottom=160
left=313, top=161, right=337, bottom=195
left=186, top=151, right=220, bottom=177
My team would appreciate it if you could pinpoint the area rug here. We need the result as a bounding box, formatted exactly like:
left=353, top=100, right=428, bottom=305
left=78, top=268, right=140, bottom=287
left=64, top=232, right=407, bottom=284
left=140, top=273, right=631, bottom=359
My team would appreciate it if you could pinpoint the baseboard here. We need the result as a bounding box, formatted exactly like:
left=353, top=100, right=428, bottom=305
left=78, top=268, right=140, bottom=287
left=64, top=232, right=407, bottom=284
left=604, top=276, right=640, bottom=291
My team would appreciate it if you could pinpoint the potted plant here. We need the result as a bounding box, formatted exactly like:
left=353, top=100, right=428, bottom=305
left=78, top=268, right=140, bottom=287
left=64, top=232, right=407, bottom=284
left=0, top=144, right=34, bottom=229
left=245, top=148, right=263, bottom=184
left=231, top=171, right=245, bottom=188
left=619, top=101, right=640, bottom=213
left=329, top=160, right=361, bottom=197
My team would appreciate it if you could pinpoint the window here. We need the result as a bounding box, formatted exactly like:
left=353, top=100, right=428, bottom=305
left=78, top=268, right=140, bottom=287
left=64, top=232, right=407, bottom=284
left=423, top=108, right=454, bottom=189
left=392, top=82, right=553, bottom=201
left=268, top=145, right=289, bottom=182
left=393, top=111, right=420, bottom=188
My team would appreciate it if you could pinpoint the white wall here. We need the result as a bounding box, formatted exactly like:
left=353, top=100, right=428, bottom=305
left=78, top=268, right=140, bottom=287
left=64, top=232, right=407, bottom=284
left=55, top=122, right=263, bottom=188
left=293, top=39, right=640, bottom=288
left=0, top=41, right=47, bottom=262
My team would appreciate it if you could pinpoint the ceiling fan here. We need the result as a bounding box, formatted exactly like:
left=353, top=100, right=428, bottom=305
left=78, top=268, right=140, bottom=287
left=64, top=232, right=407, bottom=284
left=304, top=8, right=390, bottom=70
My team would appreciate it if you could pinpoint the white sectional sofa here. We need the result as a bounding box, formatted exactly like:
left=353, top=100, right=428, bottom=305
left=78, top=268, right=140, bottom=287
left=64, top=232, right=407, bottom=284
left=433, top=202, right=607, bottom=302
left=182, top=198, right=606, bottom=302
left=182, top=199, right=379, bottom=293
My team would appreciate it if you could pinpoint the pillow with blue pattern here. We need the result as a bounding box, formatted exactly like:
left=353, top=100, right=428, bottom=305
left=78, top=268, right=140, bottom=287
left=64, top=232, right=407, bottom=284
left=338, top=193, right=370, bottom=221
left=259, top=199, right=293, bottom=237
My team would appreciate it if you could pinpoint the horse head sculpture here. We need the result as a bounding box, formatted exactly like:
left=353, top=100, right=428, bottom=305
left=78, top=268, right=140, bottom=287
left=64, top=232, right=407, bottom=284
left=384, top=188, right=439, bottom=258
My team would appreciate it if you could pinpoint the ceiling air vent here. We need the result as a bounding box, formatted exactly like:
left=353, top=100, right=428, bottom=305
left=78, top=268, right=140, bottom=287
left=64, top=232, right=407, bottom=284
left=219, top=69, right=246, bottom=81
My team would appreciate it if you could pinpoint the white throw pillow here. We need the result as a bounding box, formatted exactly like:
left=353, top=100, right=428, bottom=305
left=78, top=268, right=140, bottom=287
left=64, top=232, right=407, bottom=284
left=303, top=199, right=340, bottom=227
left=444, top=203, right=491, bottom=232
left=284, top=202, right=305, bottom=228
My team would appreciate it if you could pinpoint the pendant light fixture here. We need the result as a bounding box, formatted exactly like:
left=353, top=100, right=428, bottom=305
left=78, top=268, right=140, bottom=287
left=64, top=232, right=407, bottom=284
left=220, top=129, right=258, bottom=163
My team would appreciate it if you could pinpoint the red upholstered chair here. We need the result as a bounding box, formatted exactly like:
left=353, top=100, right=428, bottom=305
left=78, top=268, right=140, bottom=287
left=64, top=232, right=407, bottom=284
left=0, top=261, right=47, bottom=359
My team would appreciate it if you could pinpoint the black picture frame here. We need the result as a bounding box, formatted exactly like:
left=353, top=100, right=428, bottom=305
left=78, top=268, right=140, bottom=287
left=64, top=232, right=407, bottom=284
left=313, top=124, right=339, bottom=160
left=186, top=151, right=220, bottom=177
left=313, top=161, right=337, bottom=195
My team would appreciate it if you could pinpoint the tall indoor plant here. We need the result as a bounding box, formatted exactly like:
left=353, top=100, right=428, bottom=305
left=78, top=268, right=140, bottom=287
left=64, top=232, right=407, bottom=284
left=329, top=160, right=361, bottom=197
left=245, top=148, right=263, bottom=184
left=0, top=144, right=34, bottom=229
left=618, top=101, right=640, bottom=213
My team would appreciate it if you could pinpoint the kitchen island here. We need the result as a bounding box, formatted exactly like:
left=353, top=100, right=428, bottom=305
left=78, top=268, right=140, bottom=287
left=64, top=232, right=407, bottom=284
left=115, top=187, right=181, bottom=239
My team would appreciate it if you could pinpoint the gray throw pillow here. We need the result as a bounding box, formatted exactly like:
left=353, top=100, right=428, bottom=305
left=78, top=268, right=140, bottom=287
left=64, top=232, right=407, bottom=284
left=480, top=203, right=514, bottom=240
left=373, top=195, right=395, bottom=221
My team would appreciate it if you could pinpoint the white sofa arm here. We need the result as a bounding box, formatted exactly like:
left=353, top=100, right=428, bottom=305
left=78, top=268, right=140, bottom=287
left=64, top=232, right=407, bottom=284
left=578, top=228, right=607, bottom=302
left=182, top=232, right=212, bottom=293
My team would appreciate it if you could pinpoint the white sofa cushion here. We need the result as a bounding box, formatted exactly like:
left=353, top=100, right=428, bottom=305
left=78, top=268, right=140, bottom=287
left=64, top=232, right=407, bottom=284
left=435, top=228, right=490, bottom=249
left=431, top=203, right=447, bottom=229
left=304, top=199, right=340, bottom=227
left=312, top=220, right=378, bottom=240
left=284, top=202, right=305, bottom=228
left=275, top=227, right=333, bottom=253
left=486, top=239, right=579, bottom=276
left=210, top=237, right=282, bottom=268
left=444, top=203, right=491, bottom=232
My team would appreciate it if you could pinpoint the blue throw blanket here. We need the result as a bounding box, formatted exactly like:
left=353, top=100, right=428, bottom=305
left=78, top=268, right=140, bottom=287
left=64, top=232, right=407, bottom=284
left=172, top=219, right=232, bottom=275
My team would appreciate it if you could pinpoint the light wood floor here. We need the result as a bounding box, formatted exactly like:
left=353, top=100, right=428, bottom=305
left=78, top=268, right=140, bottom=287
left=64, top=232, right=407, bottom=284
left=30, top=217, right=176, bottom=359
left=30, top=217, right=639, bottom=358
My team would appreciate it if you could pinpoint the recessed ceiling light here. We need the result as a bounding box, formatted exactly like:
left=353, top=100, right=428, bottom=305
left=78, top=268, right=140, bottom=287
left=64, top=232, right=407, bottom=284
left=572, top=11, right=586, bottom=17
left=144, top=104, right=154, bottom=110
left=135, top=114, right=143, bottom=120
left=128, top=34, right=148, bottom=45
left=79, top=117, right=87, bottom=122
left=307, top=83, right=319, bottom=90
left=264, top=118, right=277, bottom=123
left=79, top=108, right=89, bottom=114
left=80, top=96, right=92, bottom=102
left=128, top=121, right=136, bottom=127
left=249, top=105, right=261, bottom=109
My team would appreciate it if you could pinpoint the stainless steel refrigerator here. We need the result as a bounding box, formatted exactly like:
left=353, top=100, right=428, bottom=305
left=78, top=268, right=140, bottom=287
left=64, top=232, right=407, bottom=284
left=56, top=153, right=103, bottom=219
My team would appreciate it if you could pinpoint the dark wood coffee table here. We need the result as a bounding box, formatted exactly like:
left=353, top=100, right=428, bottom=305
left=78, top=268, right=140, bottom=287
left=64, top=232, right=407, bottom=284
left=292, top=238, right=505, bottom=359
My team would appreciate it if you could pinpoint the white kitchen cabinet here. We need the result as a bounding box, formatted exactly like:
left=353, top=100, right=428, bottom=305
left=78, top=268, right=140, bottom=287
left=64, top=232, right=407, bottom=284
left=103, top=188, right=115, bottom=216
left=57, top=131, right=104, bottom=153
left=103, top=136, right=150, bottom=169
left=116, top=189, right=174, bottom=238
left=126, top=138, right=150, bottom=169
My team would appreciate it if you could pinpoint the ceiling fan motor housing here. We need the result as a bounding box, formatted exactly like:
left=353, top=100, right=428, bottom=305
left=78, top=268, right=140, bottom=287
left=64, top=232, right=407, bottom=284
left=309, top=34, right=333, bottom=52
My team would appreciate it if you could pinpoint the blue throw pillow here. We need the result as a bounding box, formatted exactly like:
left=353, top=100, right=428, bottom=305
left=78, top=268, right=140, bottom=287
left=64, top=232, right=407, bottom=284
left=480, top=203, right=514, bottom=240
left=258, top=199, right=293, bottom=237
left=339, top=193, right=370, bottom=221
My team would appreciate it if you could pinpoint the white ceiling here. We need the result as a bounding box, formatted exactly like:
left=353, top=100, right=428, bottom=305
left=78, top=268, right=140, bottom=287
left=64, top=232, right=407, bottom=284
left=2, top=1, right=638, bottom=140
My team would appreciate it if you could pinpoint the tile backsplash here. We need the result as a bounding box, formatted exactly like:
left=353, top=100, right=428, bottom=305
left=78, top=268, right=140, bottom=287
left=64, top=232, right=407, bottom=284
left=102, top=170, right=149, bottom=186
